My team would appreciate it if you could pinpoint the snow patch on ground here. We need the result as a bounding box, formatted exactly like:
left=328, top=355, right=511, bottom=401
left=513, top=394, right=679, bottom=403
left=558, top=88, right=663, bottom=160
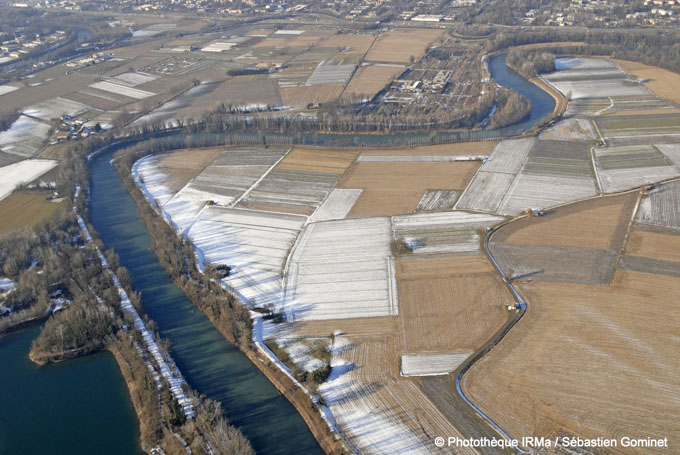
left=0, top=277, right=15, bottom=294
left=400, top=353, right=471, bottom=377
left=310, top=188, right=362, bottom=222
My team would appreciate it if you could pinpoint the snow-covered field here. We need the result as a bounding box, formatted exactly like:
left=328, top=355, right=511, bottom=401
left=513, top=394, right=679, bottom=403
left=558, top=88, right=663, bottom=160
left=594, top=144, right=680, bottom=193
left=544, top=58, right=649, bottom=100
left=498, top=173, right=598, bottom=215
left=481, top=138, right=535, bottom=174
left=455, top=139, right=534, bottom=213
left=108, top=72, right=156, bottom=87
left=191, top=206, right=305, bottom=271
left=285, top=218, right=397, bottom=321
left=540, top=118, right=598, bottom=141
left=0, top=277, right=15, bottom=294
left=90, top=81, right=155, bottom=100
left=400, top=353, right=471, bottom=376
left=636, top=181, right=680, bottom=230
left=23, top=97, right=90, bottom=121
left=0, top=115, right=52, bottom=157
left=310, top=188, right=362, bottom=222
left=306, top=62, right=356, bottom=85
left=0, top=159, right=58, bottom=201
left=456, top=171, right=516, bottom=213
left=415, top=190, right=460, bottom=212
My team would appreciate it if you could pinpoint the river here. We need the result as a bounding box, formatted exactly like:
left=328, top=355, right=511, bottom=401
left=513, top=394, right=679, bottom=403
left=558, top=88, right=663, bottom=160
left=0, top=52, right=557, bottom=455
left=88, top=151, right=322, bottom=454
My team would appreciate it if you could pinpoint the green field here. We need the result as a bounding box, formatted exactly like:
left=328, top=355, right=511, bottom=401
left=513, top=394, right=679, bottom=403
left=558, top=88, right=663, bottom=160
left=0, top=191, right=67, bottom=235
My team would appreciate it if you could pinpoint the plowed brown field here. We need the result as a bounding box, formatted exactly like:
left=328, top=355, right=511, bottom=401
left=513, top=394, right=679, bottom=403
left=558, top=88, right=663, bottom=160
left=338, top=161, right=479, bottom=217
left=625, top=228, right=680, bottom=263
left=464, top=271, right=680, bottom=454
left=365, top=29, right=444, bottom=63
left=155, top=147, right=223, bottom=190
left=495, top=193, right=638, bottom=250
left=396, top=255, right=511, bottom=353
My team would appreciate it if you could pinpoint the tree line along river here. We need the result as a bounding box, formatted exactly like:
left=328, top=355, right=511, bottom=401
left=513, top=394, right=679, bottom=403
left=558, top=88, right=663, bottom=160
left=0, top=53, right=555, bottom=455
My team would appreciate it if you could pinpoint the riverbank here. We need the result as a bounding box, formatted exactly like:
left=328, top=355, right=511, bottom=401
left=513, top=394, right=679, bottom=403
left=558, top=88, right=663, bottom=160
left=503, top=57, right=567, bottom=124
left=88, top=148, right=323, bottom=455
left=113, top=145, right=346, bottom=454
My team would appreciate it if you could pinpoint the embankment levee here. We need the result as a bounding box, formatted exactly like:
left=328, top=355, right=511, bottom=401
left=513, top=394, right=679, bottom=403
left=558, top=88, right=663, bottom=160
left=503, top=57, right=567, bottom=122
left=126, top=158, right=350, bottom=455
left=75, top=213, right=196, bottom=419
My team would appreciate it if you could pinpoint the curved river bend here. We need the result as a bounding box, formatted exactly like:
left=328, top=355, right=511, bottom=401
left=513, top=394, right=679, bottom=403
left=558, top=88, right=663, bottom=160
left=0, top=52, right=556, bottom=455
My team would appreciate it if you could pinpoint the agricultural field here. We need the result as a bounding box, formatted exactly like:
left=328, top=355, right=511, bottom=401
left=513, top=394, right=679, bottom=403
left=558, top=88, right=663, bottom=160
left=490, top=193, right=636, bottom=284
left=415, top=190, right=461, bottom=212
left=635, top=180, right=680, bottom=230
left=284, top=217, right=397, bottom=321
left=456, top=138, right=598, bottom=215
left=0, top=159, right=59, bottom=201
left=364, top=29, right=443, bottom=64
left=543, top=57, right=649, bottom=100
left=0, top=191, right=67, bottom=235
left=538, top=117, right=598, bottom=141
left=339, top=161, right=479, bottom=217
left=342, top=65, right=404, bottom=99
left=396, top=254, right=511, bottom=355
left=239, top=148, right=356, bottom=215
left=595, top=113, right=680, bottom=139
left=615, top=59, right=680, bottom=104
left=594, top=144, right=680, bottom=193
left=464, top=270, right=680, bottom=455
left=279, top=83, right=345, bottom=108
left=319, top=334, right=476, bottom=455
left=318, top=33, right=375, bottom=55
left=624, top=229, right=680, bottom=263
left=462, top=183, right=680, bottom=454
left=359, top=141, right=496, bottom=157
left=137, top=147, right=223, bottom=192
left=0, top=116, right=53, bottom=158
left=392, top=211, right=504, bottom=255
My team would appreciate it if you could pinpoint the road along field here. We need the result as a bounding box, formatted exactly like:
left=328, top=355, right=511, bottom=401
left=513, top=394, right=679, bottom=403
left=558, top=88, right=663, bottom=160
left=489, top=193, right=637, bottom=284
left=464, top=270, right=680, bottom=455
left=338, top=160, right=480, bottom=217
left=463, top=185, right=680, bottom=454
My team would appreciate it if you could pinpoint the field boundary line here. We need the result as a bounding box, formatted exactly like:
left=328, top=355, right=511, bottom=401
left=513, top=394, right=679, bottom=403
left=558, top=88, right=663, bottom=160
left=230, top=148, right=292, bottom=208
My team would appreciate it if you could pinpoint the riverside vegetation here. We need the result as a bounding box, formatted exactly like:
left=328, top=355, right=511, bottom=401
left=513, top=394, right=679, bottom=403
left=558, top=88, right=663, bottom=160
left=113, top=141, right=349, bottom=455
left=0, top=131, right=254, bottom=455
